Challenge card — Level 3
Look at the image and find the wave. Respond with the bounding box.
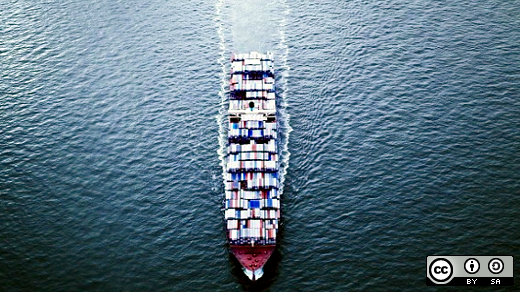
[215,0,229,177]
[277,0,292,195]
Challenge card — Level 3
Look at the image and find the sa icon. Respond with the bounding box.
[429,258,454,283]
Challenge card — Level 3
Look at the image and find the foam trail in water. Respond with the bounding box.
[277,0,292,195]
[215,0,229,179]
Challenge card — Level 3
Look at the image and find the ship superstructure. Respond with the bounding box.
[224,52,280,281]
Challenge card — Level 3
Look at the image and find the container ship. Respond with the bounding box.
[224,52,280,281]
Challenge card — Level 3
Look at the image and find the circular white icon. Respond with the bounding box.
[429,258,453,282]
[488,258,504,274]
[464,258,480,274]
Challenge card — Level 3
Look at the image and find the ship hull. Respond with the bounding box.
[231,245,275,280]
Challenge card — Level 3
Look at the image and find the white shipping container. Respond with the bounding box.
[251,228,261,237]
[266,121,276,130]
[225,209,236,219]
[229,230,239,240]
[268,140,275,152]
[248,220,261,229]
[240,210,250,218]
[242,190,258,200]
[240,228,250,238]
[248,59,260,66]
[227,220,239,229]
[229,144,239,153]
[241,199,248,209]
[225,191,232,200]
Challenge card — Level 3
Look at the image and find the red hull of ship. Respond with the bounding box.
[231,245,275,279]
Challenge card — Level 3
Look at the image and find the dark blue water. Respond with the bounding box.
[1,0,519,291]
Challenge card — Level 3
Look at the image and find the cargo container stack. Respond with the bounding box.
[225,52,279,281]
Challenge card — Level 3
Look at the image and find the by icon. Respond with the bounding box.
[464,258,480,274]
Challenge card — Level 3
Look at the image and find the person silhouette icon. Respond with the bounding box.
[465,258,479,274]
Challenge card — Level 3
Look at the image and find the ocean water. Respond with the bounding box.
[1,0,519,291]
